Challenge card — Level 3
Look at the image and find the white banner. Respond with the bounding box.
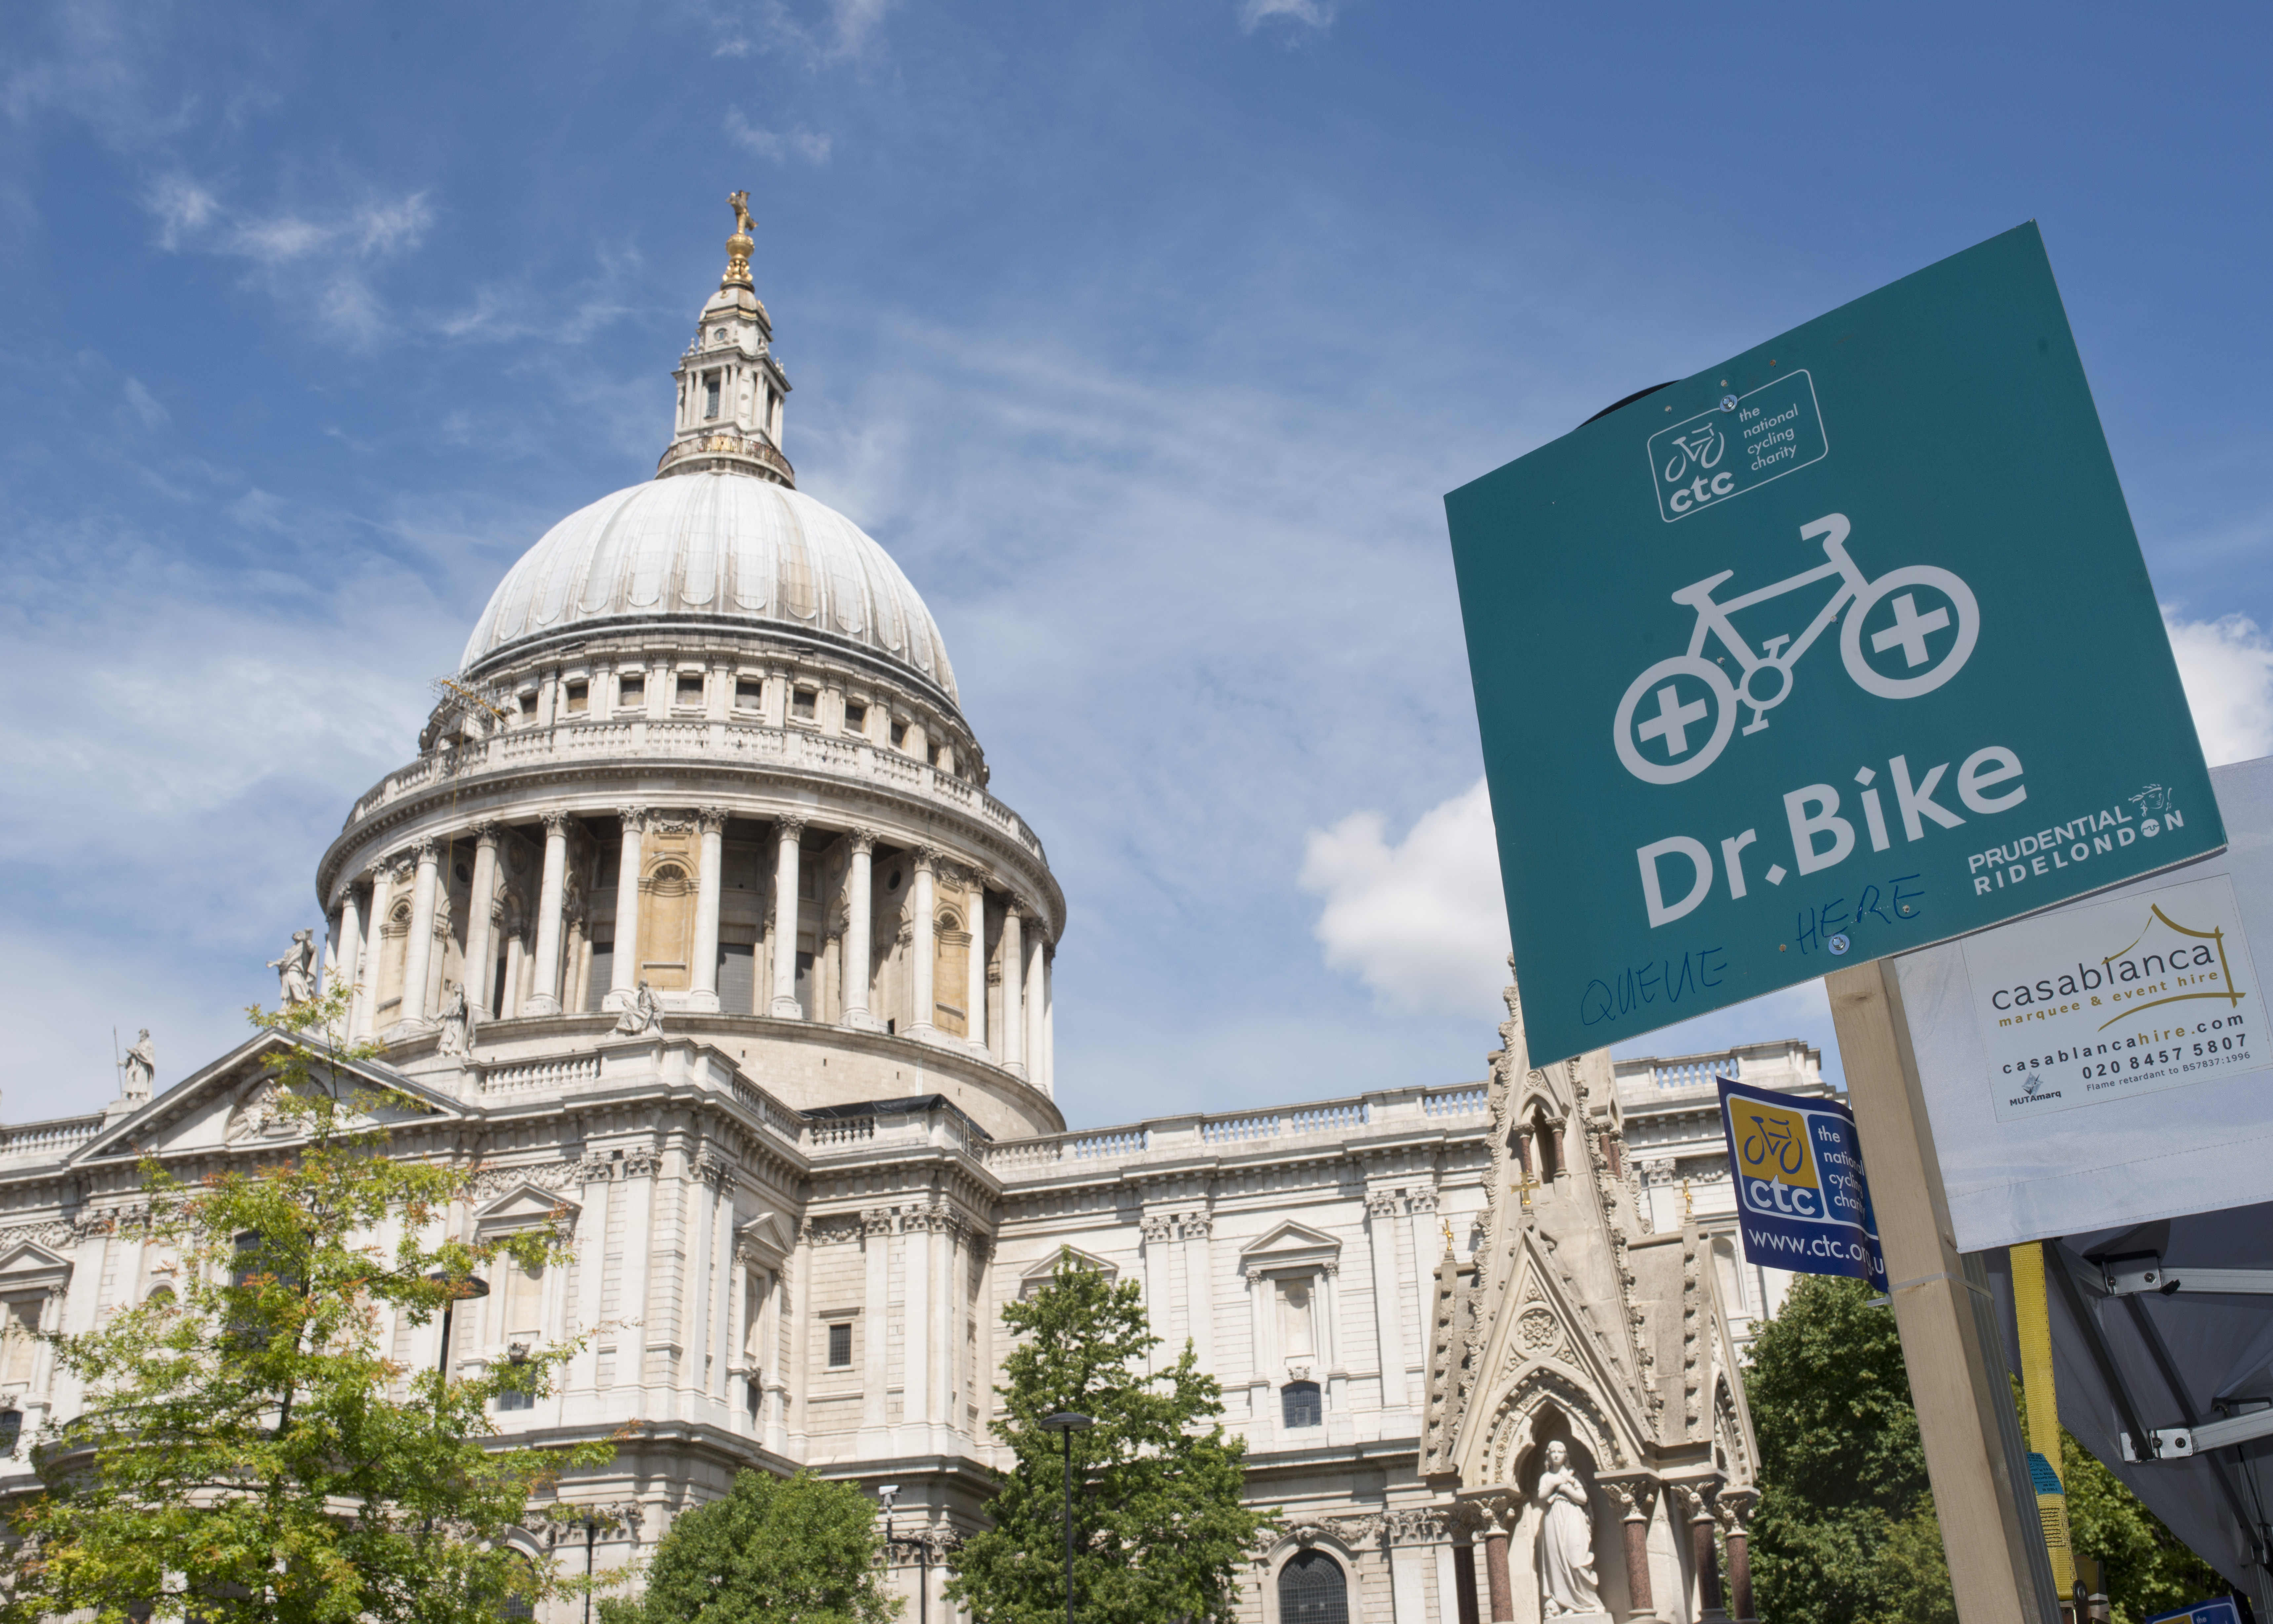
[1895,755,2273,1250]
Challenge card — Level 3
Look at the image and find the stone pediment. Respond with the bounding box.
[1019,1246,1116,1296]
[1238,1220,1341,1279]
[0,1241,73,1292]
[473,1183,581,1231]
[736,1210,795,1266]
[74,1033,467,1165]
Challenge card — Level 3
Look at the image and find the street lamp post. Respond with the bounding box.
[1038,1412,1095,1624]
[878,1484,930,1624]
[426,1270,490,1380]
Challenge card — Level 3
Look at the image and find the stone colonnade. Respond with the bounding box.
[325,806,1054,1085]
[1465,1478,1755,1624]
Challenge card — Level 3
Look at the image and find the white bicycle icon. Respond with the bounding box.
[1613,512,1979,785]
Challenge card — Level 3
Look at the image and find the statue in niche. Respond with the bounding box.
[1534,1440,1602,1617]
[435,983,474,1058]
[121,1029,156,1102]
[613,980,663,1037]
[268,930,318,1006]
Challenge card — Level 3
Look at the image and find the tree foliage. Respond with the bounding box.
[1746,1274,1947,1624]
[599,1468,897,1624]
[0,991,612,1624]
[946,1251,1274,1624]
[1749,1274,2227,1624]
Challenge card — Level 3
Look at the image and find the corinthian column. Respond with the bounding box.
[1482,1501,1515,1623]
[689,807,728,1012]
[1676,1483,1727,1622]
[999,905,1024,1072]
[1024,926,1046,1084]
[770,818,808,1018]
[524,812,571,1016]
[841,830,877,1030]
[606,807,645,1010]
[1603,1478,1658,1624]
[964,881,989,1058]
[908,849,938,1040]
[1717,1490,1758,1623]
[397,838,440,1028]
[463,822,501,1018]
[333,883,364,1012]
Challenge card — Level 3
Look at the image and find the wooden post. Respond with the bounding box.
[1826,959,2060,1623]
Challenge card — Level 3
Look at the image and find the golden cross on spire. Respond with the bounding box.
[1511,1169,1544,1211]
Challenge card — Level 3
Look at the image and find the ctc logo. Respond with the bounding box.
[1746,1178,1822,1219]
[1668,471,1735,513]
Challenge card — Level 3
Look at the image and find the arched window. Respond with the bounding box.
[144,1285,176,1308]
[498,1551,537,1620]
[1280,1380,1322,1429]
[1279,1551,1347,1624]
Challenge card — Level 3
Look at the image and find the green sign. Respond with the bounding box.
[1445,224,2224,1067]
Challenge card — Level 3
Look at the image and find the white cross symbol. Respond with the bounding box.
[1635,683,1709,758]
[1870,592,1950,669]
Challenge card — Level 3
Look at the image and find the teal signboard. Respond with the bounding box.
[1445,224,2223,1067]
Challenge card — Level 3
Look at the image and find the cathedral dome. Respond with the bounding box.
[458,471,958,703]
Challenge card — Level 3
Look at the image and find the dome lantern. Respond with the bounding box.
[659,192,795,485]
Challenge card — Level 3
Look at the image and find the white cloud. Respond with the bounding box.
[1240,0,1334,32]
[2164,606,2273,767]
[725,108,832,164]
[1298,778,1511,1017]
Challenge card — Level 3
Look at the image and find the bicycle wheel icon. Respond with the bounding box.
[1840,565,1980,700]
[1613,656,1738,785]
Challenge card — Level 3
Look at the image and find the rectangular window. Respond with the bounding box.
[676,673,704,707]
[495,1388,535,1412]
[585,943,614,1011]
[618,674,645,707]
[843,699,867,732]
[735,677,764,711]
[564,681,589,713]
[791,687,817,721]
[517,692,537,719]
[827,1321,853,1368]
[0,1301,36,1386]
[704,374,721,419]
[889,719,908,749]
[1280,1380,1322,1428]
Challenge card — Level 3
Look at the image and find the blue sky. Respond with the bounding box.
[5,1,2272,1126]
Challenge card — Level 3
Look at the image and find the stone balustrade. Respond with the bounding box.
[0,1116,105,1162]
[343,718,1047,864]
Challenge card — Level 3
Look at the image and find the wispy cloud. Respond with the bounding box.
[1239,0,1334,34]
[725,107,833,164]
[121,377,169,428]
[141,176,434,346]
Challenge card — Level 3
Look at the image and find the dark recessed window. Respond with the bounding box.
[887,868,902,891]
[0,1411,21,1456]
[518,692,537,718]
[1279,1552,1347,1624]
[704,374,722,418]
[844,700,867,731]
[496,1388,535,1412]
[676,673,704,706]
[454,863,471,885]
[889,720,908,749]
[827,1322,853,1368]
[1281,1381,1322,1429]
[791,687,817,720]
[564,680,588,713]
[735,678,763,710]
[618,675,644,706]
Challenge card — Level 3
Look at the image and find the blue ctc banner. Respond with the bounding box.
[1717,1076,1887,1293]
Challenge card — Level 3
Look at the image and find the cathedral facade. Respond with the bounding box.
[0,209,1777,1624]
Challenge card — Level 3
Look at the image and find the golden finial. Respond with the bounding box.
[1681,1179,1694,1224]
[1441,1216,1456,1254]
[722,191,755,290]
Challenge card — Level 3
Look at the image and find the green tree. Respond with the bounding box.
[0,991,612,1624]
[598,1469,898,1624]
[1745,1274,1945,1624]
[947,1250,1274,1624]
[1749,1274,2227,1624]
